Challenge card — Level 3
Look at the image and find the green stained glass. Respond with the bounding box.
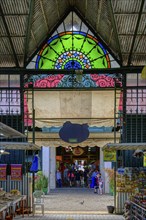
[35,10,112,70]
[36,32,110,70]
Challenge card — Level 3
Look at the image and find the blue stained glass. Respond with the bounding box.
[98,43,107,54]
[64,60,82,69]
[47,34,58,43]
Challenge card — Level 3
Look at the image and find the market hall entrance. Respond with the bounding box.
[56,146,100,188]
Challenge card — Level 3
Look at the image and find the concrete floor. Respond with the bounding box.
[15,188,125,220]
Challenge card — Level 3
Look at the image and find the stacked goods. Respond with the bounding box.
[123,200,131,220]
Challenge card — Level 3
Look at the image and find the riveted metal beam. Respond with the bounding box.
[24,0,35,67]
[0,66,143,75]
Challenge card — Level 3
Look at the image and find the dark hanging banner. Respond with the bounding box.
[11,164,22,181]
[0,164,7,181]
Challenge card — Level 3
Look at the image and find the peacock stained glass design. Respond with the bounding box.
[26,11,120,88]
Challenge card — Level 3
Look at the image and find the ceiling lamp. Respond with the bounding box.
[0,149,10,156]
[75,70,83,82]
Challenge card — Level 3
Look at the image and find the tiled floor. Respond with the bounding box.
[15,188,125,220]
[15,213,124,220]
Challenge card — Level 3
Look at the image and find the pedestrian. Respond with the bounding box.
[75,170,81,187]
[94,173,99,193]
[98,173,103,194]
[63,166,69,186]
[68,170,75,187]
[56,169,62,187]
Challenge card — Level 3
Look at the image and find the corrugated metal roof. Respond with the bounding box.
[0,0,146,67]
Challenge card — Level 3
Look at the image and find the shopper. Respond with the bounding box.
[68,170,75,187]
[56,169,62,187]
[98,173,103,194]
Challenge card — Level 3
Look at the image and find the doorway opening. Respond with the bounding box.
[56,146,100,188]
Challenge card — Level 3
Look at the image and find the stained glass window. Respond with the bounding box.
[27,11,120,88]
[35,31,110,70]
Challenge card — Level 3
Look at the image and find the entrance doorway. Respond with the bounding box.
[56,146,100,187]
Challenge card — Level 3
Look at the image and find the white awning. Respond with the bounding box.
[102,143,146,151]
[0,142,40,150]
[0,122,26,139]
[28,132,120,148]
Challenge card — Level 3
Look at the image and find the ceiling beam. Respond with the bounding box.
[127,0,145,65]
[0,5,19,67]
[85,0,88,19]
[2,13,29,16]
[24,0,35,67]
[55,0,60,19]
[96,0,103,30]
[108,0,122,63]
[114,12,140,15]
[40,0,48,29]
[0,66,143,75]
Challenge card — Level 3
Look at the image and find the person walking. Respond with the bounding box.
[68,170,75,187]
[56,169,62,187]
[94,173,99,193]
[75,170,81,187]
[98,173,103,194]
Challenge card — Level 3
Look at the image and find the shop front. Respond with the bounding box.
[32,131,120,190]
[103,142,146,216]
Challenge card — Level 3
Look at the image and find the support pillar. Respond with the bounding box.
[42,146,56,192]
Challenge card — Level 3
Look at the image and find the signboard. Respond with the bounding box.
[117,168,125,175]
[0,164,7,181]
[103,150,116,162]
[143,154,146,167]
[72,147,84,156]
[11,164,22,181]
[68,138,78,143]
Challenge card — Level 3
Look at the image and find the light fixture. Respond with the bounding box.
[133,149,144,158]
[75,70,83,82]
[0,147,10,155]
[0,149,4,153]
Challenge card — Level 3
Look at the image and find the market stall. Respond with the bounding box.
[103,143,146,215]
[0,122,41,212]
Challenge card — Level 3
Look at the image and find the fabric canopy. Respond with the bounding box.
[0,142,40,150]
[27,90,119,127]
[102,143,146,151]
[0,122,26,139]
[28,131,120,148]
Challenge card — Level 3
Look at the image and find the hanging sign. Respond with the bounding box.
[0,164,7,181]
[11,164,22,181]
[59,121,89,143]
[117,168,125,175]
[103,150,116,162]
[143,154,146,167]
[72,147,84,156]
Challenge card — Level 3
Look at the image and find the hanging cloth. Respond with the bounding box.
[30,155,38,172]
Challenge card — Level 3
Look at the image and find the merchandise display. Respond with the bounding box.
[122,167,146,219]
[116,167,146,193]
